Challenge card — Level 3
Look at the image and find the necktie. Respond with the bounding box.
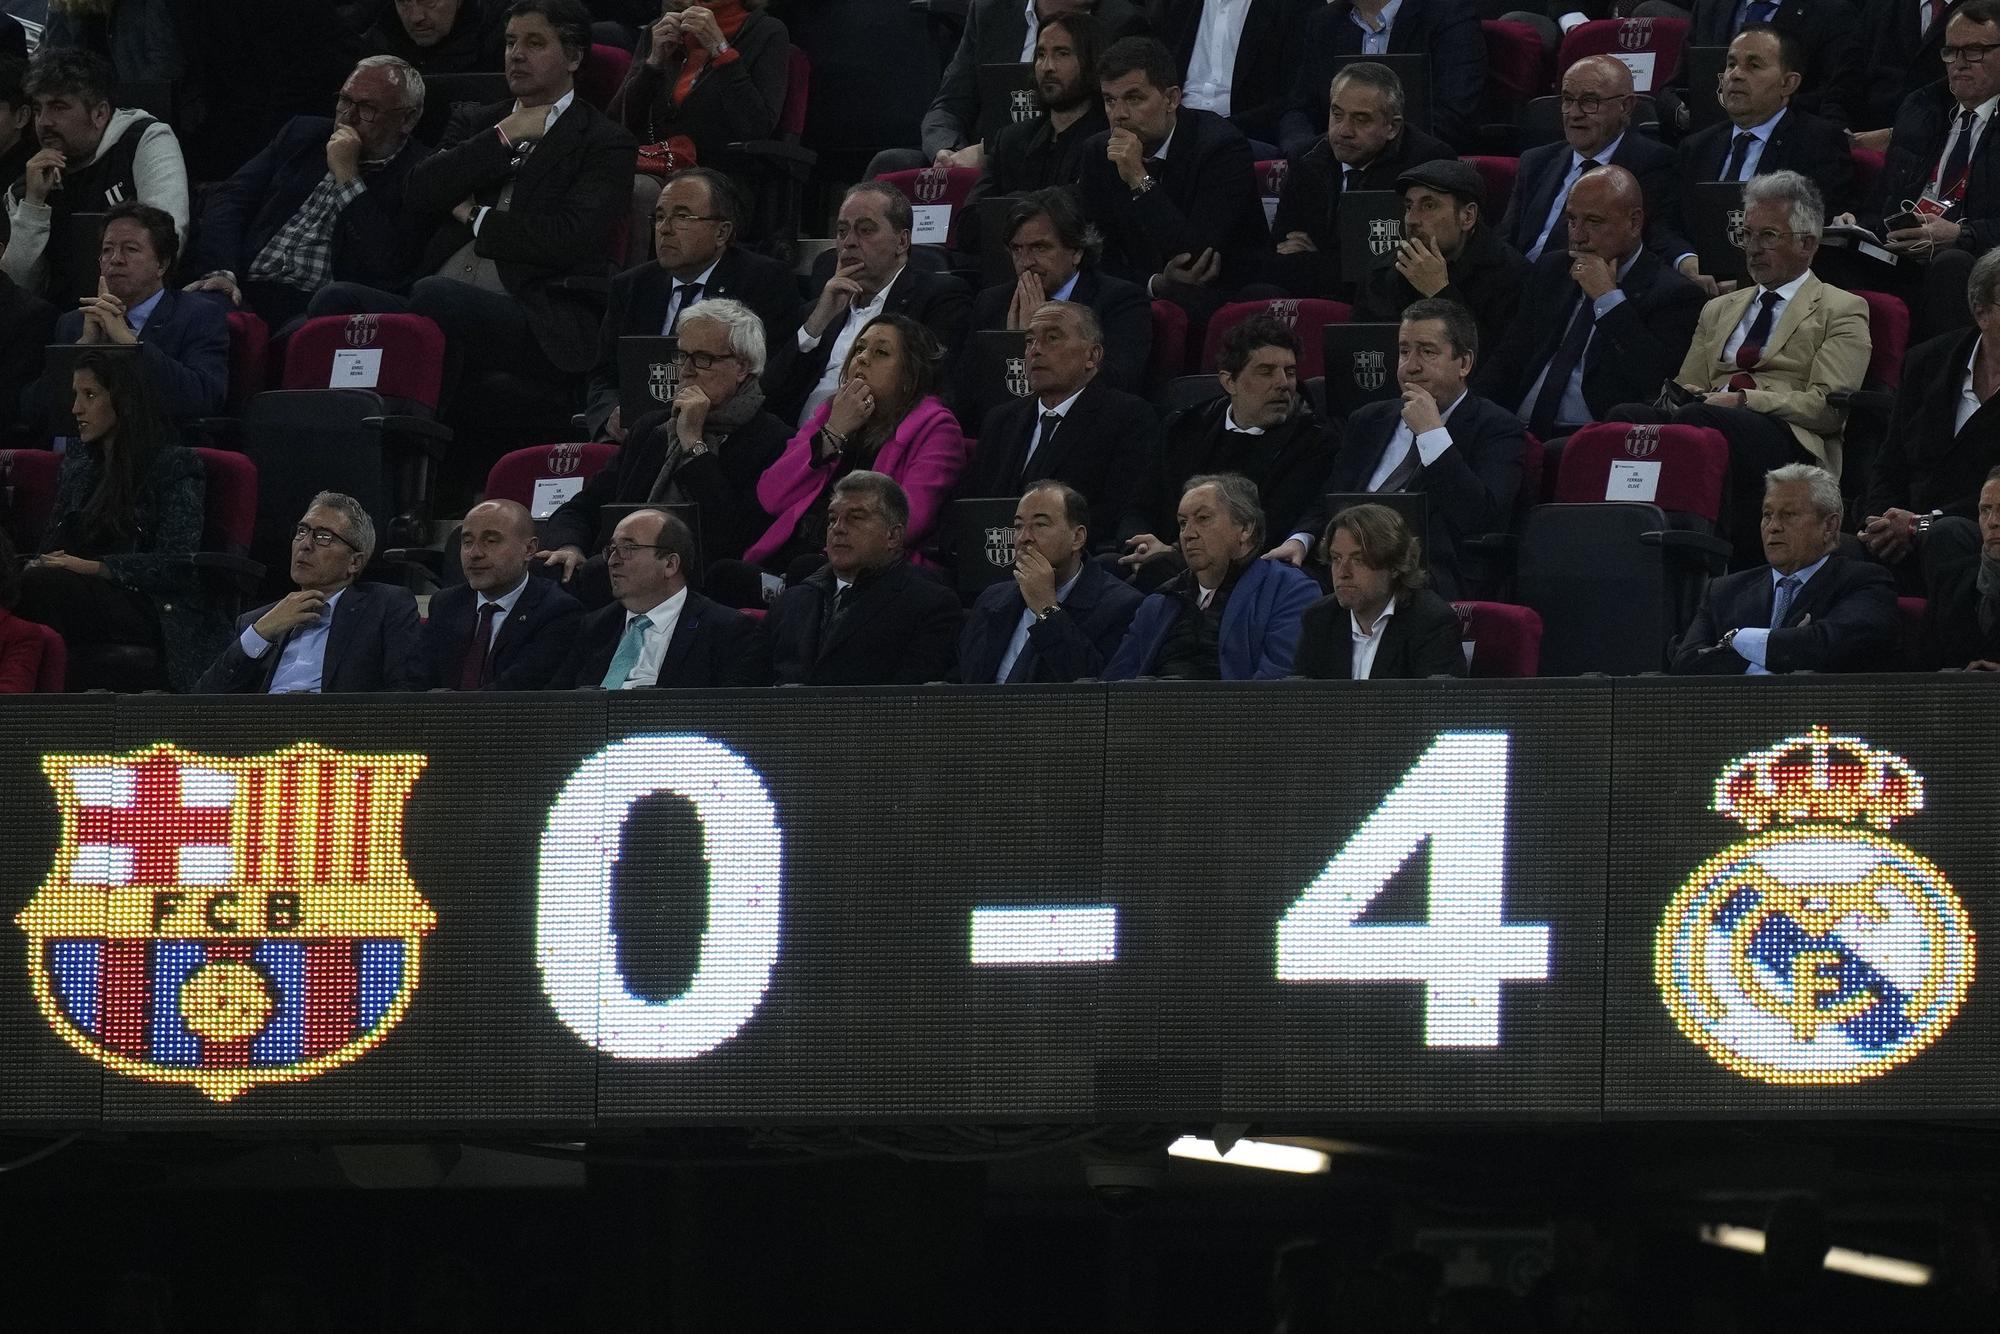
[1744,0,1779,25]
[668,280,704,331]
[1019,411,1061,486]
[1722,131,1756,183]
[600,613,653,689]
[1924,0,1945,38]
[1941,108,1977,197]
[1528,292,1598,439]
[1729,290,1781,390]
[1536,158,1599,256]
[1769,575,1800,630]
[819,583,852,654]
[459,601,503,690]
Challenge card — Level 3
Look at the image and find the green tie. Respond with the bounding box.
[600,613,653,689]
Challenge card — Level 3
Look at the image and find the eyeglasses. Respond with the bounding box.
[657,210,725,229]
[1732,228,1810,250]
[603,540,671,560]
[294,523,362,553]
[1557,93,1629,113]
[672,348,738,371]
[1942,42,2000,63]
[335,94,411,123]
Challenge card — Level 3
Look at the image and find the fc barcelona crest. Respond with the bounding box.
[914,167,950,204]
[1624,424,1660,458]
[648,361,678,405]
[1617,18,1652,50]
[344,314,379,348]
[984,526,1016,569]
[21,742,434,1102]
[1367,218,1400,257]
[1725,208,1748,250]
[1004,356,1031,398]
[1352,349,1387,391]
[1008,89,1036,122]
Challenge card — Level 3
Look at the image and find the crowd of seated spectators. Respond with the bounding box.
[5,0,2000,694]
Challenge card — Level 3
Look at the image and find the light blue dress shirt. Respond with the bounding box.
[1350,0,1403,54]
[1527,132,1626,261]
[239,587,348,694]
[1734,552,1830,674]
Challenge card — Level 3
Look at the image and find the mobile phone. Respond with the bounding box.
[1886,210,1923,232]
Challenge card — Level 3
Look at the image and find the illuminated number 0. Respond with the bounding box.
[538,736,783,1059]
[1275,731,1549,1047]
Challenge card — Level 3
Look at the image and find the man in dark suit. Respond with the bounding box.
[1152,0,1316,149]
[1275,298,1526,599]
[766,181,972,425]
[417,499,582,689]
[1292,501,1467,678]
[1124,313,1331,570]
[1671,463,1899,672]
[767,471,963,684]
[182,56,427,331]
[1677,0,1865,130]
[961,187,1152,395]
[1106,471,1321,677]
[1917,465,2000,667]
[919,0,1150,166]
[1355,159,1528,362]
[956,480,1144,681]
[1498,55,1685,263]
[583,167,797,440]
[551,507,772,688]
[981,9,1112,195]
[1263,61,1455,297]
[961,301,1158,542]
[195,492,425,693]
[1476,166,1707,440]
[38,203,228,427]
[309,0,637,410]
[1672,25,1856,291]
[1076,36,1269,302]
[1278,0,1486,154]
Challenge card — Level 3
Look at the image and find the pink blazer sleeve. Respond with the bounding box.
[877,396,969,553]
[746,402,839,568]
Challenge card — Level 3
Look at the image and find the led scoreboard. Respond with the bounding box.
[0,678,1994,1129]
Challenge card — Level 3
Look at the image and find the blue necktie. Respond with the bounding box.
[1744,0,1779,26]
[1528,293,1596,439]
[600,613,653,689]
[1769,575,1800,630]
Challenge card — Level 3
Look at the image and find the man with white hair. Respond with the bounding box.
[1671,463,1898,674]
[183,56,429,330]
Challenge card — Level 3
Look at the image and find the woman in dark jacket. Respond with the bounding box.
[608,0,789,165]
[14,351,229,691]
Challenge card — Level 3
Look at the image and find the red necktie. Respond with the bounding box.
[1728,290,1780,391]
[459,601,502,690]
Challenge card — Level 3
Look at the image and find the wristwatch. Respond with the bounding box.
[1913,509,1944,536]
[1130,175,1156,197]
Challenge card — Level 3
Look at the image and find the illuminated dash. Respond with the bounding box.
[969,906,1118,966]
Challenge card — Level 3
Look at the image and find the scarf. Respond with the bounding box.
[673,1,751,109]
[647,377,767,503]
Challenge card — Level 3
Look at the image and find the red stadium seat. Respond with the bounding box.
[1852,290,1911,389]
[577,43,632,113]
[1464,155,1519,218]
[1,447,59,551]
[723,46,816,253]
[283,314,446,413]
[223,309,270,414]
[486,442,620,514]
[1556,17,1690,92]
[1481,20,1552,110]
[1452,600,1544,678]
[1555,422,1728,523]
[1199,298,1354,374]
[1851,147,1885,205]
[30,620,65,693]
[194,448,258,556]
[1148,299,1188,389]
[872,166,981,247]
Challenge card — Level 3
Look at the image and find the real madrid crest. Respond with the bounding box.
[21,742,434,1102]
[1654,728,1973,1085]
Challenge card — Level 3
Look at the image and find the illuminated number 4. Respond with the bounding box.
[1275,731,1550,1047]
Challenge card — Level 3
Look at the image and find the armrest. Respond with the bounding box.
[380,546,447,577]
[1827,389,1895,414]
[1640,527,1733,574]
[185,416,243,448]
[364,414,454,460]
[1460,532,1520,559]
[549,274,611,297]
[189,550,267,598]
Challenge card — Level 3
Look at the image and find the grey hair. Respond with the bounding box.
[1330,62,1405,123]
[354,54,426,117]
[1764,463,1841,519]
[308,490,376,561]
[1182,471,1265,548]
[831,469,911,531]
[1030,299,1103,346]
[678,297,768,376]
[1969,248,2000,315]
[1742,169,1823,238]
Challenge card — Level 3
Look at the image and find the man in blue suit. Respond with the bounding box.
[195,492,424,693]
[417,499,581,690]
[1106,472,1320,679]
[38,201,226,428]
[182,56,427,331]
[958,481,1144,683]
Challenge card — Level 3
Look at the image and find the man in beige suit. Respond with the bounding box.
[1612,169,1871,559]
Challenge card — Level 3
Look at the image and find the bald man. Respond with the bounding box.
[1475,165,1706,439]
[1496,55,1686,264]
[416,499,583,690]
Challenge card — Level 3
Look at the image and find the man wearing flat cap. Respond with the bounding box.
[1353,159,1527,360]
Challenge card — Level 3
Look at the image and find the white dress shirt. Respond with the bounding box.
[1366,389,1468,492]
[1929,94,2000,198]
[1959,336,1989,433]
[1019,0,1040,61]
[1223,405,1265,436]
[1721,269,1810,362]
[1350,595,1399,680]
[471,574,531,652]
[615,587,690,688]
[664,257,721,332]
[1528,132,1626,261]
[1182,0,1253,116]
[797,265,901,424]
[472,89,574,235]
[1023,383,1088,476]
[1732,553,1829,674]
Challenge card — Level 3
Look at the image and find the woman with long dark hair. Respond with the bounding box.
[15,350,230,690]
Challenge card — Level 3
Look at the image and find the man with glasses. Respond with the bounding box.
[184,56,428,331]
[550,507,771,689]
[1495,55,1682,263]
[195,493,424,693]
[1611,170,1870,560]
[583,166,795,441]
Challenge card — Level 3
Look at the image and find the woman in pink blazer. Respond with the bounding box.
[745,313,968,578]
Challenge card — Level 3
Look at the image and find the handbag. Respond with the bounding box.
[637,132,697,178]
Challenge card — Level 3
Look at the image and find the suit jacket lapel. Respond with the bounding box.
[488,582,543,669]
[1032,384,1094,478]
[657,596,705,683]
[634,266,673,338]
[322,592,357,692]
[820,572,894,660]
[511,98,579,202]
[1763,274,1820,362]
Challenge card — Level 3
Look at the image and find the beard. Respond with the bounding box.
[1037,77,1090,114]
